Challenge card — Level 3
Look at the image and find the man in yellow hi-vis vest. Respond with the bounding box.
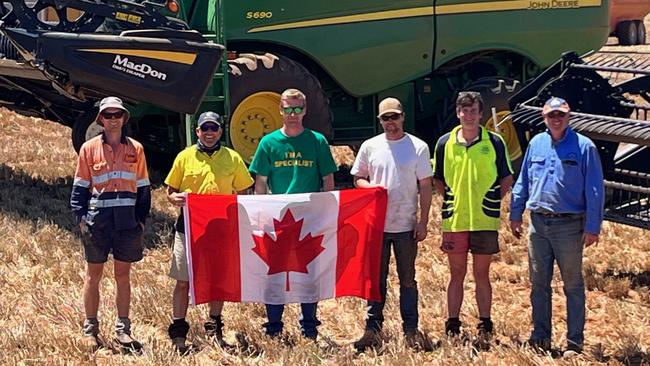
[432,91,513,347]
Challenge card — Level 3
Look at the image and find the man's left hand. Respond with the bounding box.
[583,233,599,247]
[414,222,427,242]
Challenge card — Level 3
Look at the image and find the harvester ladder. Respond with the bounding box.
[184,0,229,147]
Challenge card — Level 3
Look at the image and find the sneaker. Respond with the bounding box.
[562,343,583,358]
[80,318,101,351]
[115,317,143,354]
[404,330,438,352]
[445,318,462,337]
[526,338,551,354]
[115,332,143,354]
[353,329,382,351]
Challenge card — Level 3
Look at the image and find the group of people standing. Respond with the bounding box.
[70,88,604,357]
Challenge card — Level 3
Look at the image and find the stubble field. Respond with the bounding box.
[0,108,648,365]
[1,22,650,364]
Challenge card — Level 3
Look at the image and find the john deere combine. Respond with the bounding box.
[0,0,648,228]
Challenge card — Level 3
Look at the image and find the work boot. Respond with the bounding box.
[562,342,583,358]
[168,319,192,355]
[204,315,226,346]
[526,338,552,354]
[115,317,143,354]
[445,318,462,337]
[353,329,382,351]
[474,318,494,351]
[404,329,438,352]
[80,318,101,351]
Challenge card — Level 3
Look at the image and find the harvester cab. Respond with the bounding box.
[509,51,650,229]
[0,0,224,114]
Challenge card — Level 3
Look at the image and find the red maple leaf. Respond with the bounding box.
[252,209,325,291]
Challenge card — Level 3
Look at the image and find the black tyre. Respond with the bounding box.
[616,20,638,46]
[463,77,524,174]
[71,111,103,153]
[635,20,646,45]
[228,53,332,162]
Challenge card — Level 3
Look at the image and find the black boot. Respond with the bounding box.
[475,317,493,350]
[445,318,462,337]
[168,319,191,355]
[204,315,226,346]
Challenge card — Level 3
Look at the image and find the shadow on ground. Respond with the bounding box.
[0,164,174,248]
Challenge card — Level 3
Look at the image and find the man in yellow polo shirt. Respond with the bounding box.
[164,111,254,354]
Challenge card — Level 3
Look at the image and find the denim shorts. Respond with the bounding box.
[82,225,144,263]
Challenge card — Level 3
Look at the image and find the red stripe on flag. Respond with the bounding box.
[187,194,241,304]
[335,188,387,301]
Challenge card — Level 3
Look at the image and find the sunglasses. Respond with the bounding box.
[547,111,567,118]
[101,110,125,119]
[282,106,305,115]
[199,123,220,132]
[380,113,402,122]
[458,91,481,98]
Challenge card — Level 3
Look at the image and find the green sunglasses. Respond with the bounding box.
[282,106,305,115]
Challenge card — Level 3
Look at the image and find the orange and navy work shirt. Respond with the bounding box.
[70,134,151,231]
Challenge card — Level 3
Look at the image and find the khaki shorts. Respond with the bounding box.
[441,231,500,255]
[169,231,190,281]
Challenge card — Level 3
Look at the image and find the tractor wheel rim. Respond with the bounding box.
[230,91,283,163]
[485,110,523,161]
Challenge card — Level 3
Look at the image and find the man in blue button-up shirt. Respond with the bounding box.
[510,97,604,357]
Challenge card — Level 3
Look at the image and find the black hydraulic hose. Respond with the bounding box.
[187,0,198,25]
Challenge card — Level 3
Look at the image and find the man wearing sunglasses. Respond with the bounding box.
[350,97,434,351]
[164,111,254,354]
[510,97,604,357]
[249,88,338,341]
[71,96,151,352]
[432,91,513,347]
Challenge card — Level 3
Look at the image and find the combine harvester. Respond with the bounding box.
[0,0,647,229]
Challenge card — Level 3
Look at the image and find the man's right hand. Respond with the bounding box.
[510,220,523,239]
[79,221,89,235]
[168,192,186,207]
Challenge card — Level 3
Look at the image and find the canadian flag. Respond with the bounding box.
[184,188,388,305]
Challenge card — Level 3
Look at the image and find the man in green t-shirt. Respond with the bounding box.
[249,88,338,340]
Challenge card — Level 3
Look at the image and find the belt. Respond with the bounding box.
[534,212,582,218]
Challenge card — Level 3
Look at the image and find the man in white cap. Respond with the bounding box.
[350,97,434,351]
[71,96,151,352]
[165,111,253,354]
[510,97,604,357]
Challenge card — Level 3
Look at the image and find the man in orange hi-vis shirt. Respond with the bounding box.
[70,96,151,353]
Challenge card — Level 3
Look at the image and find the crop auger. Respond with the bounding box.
[509,51,650,230]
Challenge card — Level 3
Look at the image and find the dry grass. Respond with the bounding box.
[1,109,649,366]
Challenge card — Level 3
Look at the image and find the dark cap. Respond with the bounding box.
[197,111,223,128]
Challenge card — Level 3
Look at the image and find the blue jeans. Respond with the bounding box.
[366,231,419,333]
[528,213,585,347]
[264,303,320,338]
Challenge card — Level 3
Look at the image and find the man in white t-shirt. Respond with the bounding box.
[350,97,434,351]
